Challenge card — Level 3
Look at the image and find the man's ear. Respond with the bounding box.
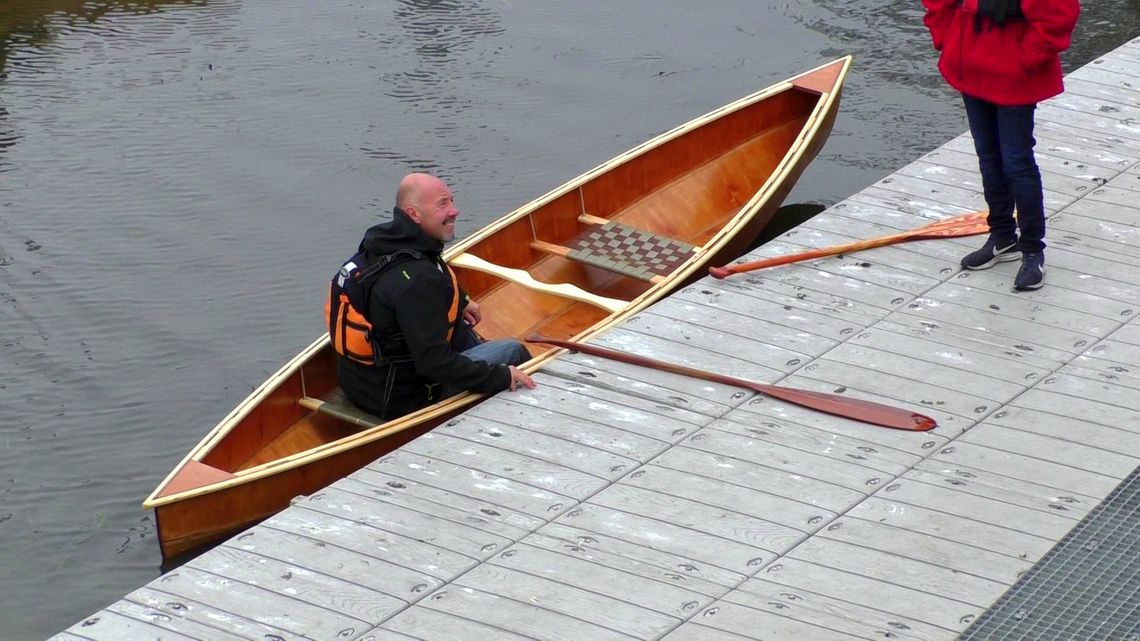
[405,205,421,224]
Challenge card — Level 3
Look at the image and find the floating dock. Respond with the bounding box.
[52,38,1140,641]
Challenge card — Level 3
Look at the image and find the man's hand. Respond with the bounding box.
[463,300,482,327]
[507,365,535,392]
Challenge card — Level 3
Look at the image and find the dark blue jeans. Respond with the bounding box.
[963,94,1046,253]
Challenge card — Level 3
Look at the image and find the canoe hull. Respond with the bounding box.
[146,56,853,559]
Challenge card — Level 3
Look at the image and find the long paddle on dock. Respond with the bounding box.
[709,210,989,279]
[526,335,936,432]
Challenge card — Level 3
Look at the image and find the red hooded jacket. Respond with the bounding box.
[923,0,1080,106]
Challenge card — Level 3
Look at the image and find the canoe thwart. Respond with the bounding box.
[449,252,628,312]
[299,390,381,429]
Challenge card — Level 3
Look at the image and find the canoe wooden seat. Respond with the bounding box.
[533,217,697,283]
[299,388,382,428]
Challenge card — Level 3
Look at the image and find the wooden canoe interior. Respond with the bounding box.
[179,86,823,479]
[151,68,843,557]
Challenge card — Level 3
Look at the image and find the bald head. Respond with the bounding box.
[397,173,459,242]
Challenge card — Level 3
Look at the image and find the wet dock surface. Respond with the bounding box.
[51,38,1140,641]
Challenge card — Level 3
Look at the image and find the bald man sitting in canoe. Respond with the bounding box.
[326,172,535,421]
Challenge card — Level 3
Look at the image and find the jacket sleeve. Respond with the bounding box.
[1019,0,1080,69]
[922,0,960,51]
[390,262,510,394]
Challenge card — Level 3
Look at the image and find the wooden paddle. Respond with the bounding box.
[526,335,937,432]
[709,210,989,279]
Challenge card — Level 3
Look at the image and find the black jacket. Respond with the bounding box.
[336,207,510,419]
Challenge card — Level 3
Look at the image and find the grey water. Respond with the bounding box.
[0,1,1136,638]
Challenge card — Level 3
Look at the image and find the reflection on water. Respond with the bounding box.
[362,0,506,178]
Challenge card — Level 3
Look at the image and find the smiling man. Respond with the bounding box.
[327,172,534,421]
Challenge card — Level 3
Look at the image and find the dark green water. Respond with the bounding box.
[0,1,1136,638]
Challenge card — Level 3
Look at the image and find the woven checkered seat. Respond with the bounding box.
[562,221,696,282]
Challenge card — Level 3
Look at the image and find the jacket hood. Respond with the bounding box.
[359,207,444,257]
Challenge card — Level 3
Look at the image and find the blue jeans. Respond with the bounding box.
[963,94,1046,253]
[441,322,530,398]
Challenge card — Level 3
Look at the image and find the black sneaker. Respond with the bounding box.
[1014,251,1045,291]
[960,237,1019,270]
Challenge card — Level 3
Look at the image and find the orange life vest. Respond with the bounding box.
[325,250,460,366]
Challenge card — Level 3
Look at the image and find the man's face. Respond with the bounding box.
[408,179,458,242]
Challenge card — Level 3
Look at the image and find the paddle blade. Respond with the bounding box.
[755,385,936,431]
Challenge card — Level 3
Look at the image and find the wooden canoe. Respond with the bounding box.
[144,56,853,559]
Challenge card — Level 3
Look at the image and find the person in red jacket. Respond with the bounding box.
[923,0,1079,290]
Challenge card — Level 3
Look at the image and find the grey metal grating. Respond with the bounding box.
[957,464,1140,641]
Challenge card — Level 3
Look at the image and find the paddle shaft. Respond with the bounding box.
[527,335,936,432]
[709,210,989,279]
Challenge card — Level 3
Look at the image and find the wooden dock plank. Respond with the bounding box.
[819,341,1027,400]
[787,537,1008,607]
[373,448,573,518]
[420,585,640,641]
[189,545,402,624]
[263,506,472,581]
[680,426,885,491]
[224,524,424,603]
[586,483,805,557]
[651,444,866,514]
[931,440,1122,497]
[537,359,733,417]
[622,309,815,374]
[403,431,610,498]
[952,267,1140,319]
[708,415,921,475]
[490,541,714,617]
[103,599,255,641]
[676,280,869,342]
[723,580,951,641]
[700,273,885,328]
[625,461,835,533]
[897,298,1095,355]
[960,423,1140,477]
[139,568,366,639]
[531,523,745,591]
[432,415,640,481]
[878,473,1083,538]
[467,396,673,463]
[456,563,680,639]
[530,368,717,425]
[1012,378,1140,429]
[685,600,886,641]
[818,517,1033,584]
[910,459,1101,516]
[381,605,538,641]
[299,485,514,560]
[848,324,1056,379]
[845,496,1056,560]
[351,465,546,534]
[753,557,980,633]
[337,476,533,541]
[56,610,199,641]
[122,583,305,638]
[553,502,769,576]
[590,327,787,383]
